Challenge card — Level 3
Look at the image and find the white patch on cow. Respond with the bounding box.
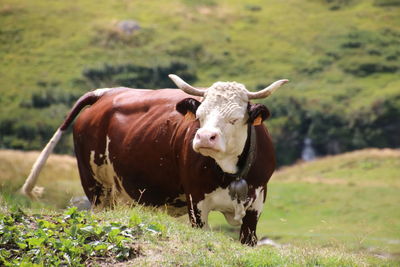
[197,187,254,227]
[214,155,243,175]
[248,187,265,218]
[196,186,265,228]
[93,88,112,97]
[89,136,132,208]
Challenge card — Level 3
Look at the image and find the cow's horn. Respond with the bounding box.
[247,79,289,100]
[169,74,206,96]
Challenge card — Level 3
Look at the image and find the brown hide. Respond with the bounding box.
[73,87,275,245]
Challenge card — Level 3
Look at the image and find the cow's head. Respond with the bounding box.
[170,74,288,174]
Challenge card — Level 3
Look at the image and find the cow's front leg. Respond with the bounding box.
[186,194,209,229]
[240,210,259,246]
[240,186,266,246]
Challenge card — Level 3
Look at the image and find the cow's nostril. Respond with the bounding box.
[210,134,217,141]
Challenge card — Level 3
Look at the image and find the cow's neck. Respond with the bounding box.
[220,124,256,180]
[236,124,257,179]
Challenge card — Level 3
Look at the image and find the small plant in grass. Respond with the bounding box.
[0,207,166,266]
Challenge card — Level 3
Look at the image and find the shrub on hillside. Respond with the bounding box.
[20,88,79,109]
[338,29,400,76]
[81,61,197,89]
[374,0,400,6]
[317,0,354,10]
[0,104,73,153]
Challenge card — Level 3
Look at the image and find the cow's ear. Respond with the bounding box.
[176,98,201,117]
[248,103,270,125]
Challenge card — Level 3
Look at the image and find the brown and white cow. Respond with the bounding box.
[21,74,288,245]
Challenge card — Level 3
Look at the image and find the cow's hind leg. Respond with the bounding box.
[75,156,113,209]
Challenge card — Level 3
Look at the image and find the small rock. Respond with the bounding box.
[257,237,281,247]
[70,196,91,210]
[116,20,141,35]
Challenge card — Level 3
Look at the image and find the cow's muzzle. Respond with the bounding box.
[193,128,224,153]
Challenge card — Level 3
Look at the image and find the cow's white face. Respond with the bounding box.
[170,74,288,174]
[193,82,249,174]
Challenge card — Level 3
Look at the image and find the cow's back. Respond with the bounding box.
[73,88,192,207]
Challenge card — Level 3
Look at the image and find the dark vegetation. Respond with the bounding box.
[80,61,196,90]
[0,0,399,165]
[0,207,160,266]
[269,94,400,165]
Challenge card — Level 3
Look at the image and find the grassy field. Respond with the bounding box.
[0,148,399,265]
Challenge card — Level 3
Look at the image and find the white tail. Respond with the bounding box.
[19,88,112,200]
[20,128,64,199]
[21,88,112,199]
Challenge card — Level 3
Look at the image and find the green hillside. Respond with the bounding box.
[1,0,399,164]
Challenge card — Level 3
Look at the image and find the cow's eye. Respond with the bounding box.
[229,119,238,125]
